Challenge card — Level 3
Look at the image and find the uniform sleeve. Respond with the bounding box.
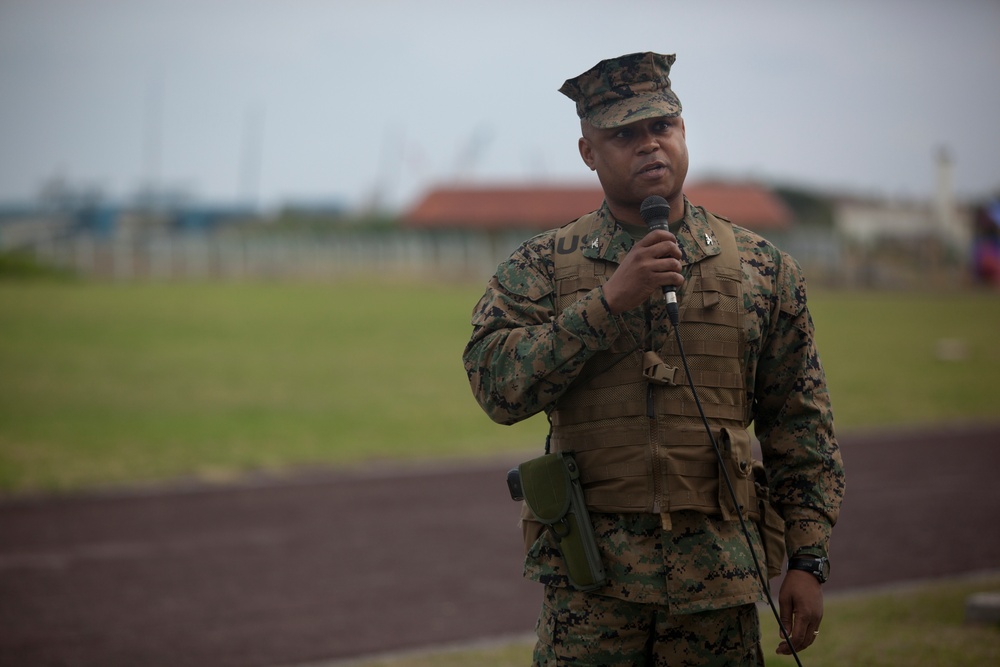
[462,234,623,425]
[753,252,845,560]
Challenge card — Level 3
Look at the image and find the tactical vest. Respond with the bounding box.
[549,209,758,522]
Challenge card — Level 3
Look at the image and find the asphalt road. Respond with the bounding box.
[1,422,999,667]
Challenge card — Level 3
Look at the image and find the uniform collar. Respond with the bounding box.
[581,203,632,263]
[587,197,722,268]
[677,198,722,266]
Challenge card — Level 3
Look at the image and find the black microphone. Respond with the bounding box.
[639,195,679,324]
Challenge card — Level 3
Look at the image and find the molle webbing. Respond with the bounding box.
[552,396,745,425]
[550,209,753,517]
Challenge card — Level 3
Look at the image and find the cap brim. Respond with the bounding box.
[584,89,682,129]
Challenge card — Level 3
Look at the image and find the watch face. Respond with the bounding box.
[813,557,830,582]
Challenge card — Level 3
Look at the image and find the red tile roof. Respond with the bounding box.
[403,185,604,230]
[402,181,792,231]
[685,181,793,230]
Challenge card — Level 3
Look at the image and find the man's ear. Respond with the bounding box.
[578,137,596,171]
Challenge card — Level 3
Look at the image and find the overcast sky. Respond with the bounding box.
[2,0,998,212]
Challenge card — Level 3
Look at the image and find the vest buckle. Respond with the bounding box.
[642,351,678,386]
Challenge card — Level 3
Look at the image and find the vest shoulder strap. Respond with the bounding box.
[548,210,635,406]
[703,211,740,278]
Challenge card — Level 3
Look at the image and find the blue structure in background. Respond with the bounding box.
[972,199,1000,286]
[66,204,256,237]
[174,206,255,234]
[75,205,119,239]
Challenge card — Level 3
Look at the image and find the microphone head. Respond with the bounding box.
[640,195,670,230]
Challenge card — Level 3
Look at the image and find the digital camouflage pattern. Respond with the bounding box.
[533,584,763,666]
[521,507,768,614]
[463,199,845,612]
[559,52,683,129]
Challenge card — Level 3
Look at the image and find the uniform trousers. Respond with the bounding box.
[532,584,764,666]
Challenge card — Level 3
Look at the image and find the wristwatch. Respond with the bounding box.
[787,555,830,584]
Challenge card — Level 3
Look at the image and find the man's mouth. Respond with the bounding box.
[638,161,667,178]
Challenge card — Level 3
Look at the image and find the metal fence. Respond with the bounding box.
[12,225,968,289]
[24,229,530,283]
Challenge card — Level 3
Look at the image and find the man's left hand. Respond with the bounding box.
[775,570,824,655]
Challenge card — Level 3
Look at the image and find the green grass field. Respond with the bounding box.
[1,280,999,493]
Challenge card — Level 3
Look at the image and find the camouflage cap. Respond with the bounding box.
[559,52,682,129]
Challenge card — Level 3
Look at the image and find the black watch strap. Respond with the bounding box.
[787,556,830,584]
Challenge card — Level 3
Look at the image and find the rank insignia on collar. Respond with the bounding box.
[705,233,714,246]
[591,238,600,250]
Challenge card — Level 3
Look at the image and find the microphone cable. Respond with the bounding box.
[664,303,805,667]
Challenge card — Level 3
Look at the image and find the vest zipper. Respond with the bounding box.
[645,303,656,420]
[649,410,662,514]
[646,302,663,514]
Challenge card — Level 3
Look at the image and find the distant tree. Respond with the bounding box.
[773,185,835,228]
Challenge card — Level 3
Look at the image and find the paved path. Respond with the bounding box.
[1,422,999,667]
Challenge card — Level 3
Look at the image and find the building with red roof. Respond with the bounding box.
[402,180,793,232]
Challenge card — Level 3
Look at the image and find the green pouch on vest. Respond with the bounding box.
[519,452,607,591]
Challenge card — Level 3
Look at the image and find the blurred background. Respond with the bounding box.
[1,0,999,286]
[3,3,1000,666]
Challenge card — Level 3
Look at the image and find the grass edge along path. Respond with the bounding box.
[331,573,1000,667]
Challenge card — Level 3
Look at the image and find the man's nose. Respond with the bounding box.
[637,132,659,153]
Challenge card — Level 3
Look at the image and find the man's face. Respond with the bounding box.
[578,115,689,224]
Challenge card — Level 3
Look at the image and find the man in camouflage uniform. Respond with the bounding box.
[463,52,845,666]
